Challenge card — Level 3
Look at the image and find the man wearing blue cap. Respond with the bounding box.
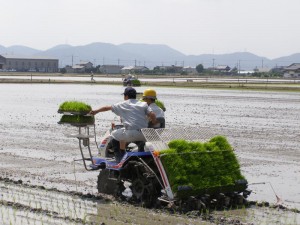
[90,87,157,162]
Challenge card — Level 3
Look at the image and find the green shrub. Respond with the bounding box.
[58,101,91,112]
[160,136,246,196]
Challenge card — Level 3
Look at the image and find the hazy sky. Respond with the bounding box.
[1,0,300,59]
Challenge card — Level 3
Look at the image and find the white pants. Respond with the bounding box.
[111,128,146,142]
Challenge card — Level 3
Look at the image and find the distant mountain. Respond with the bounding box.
[118,43,186,62]
[0,42,299,70]
[0,45,6,53]
[36,42,144,67]
[186,52,272,71]
[1,45,41,56]
[272,53,300,67]
[46,44,73,51]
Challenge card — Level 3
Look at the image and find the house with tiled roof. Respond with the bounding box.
[65,61,93,73]
[283,63,300,78]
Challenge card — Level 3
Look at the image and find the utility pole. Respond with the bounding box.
[118,58,120,66]
[212,58,215,69]
[67,54,78,67]
[262,59,264,68]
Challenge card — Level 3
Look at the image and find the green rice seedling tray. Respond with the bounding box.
[58,101,92,115]
[57,110,91,115]
[131,79,141,86]
[58,115,95,127]
[159,136,247,198]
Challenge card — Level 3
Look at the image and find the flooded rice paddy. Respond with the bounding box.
[0,83,299,224]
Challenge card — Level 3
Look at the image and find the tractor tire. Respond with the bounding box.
[97,169,118,195]
[127,161,160,208]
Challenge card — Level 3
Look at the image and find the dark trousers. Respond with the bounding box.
[112,139,125,162]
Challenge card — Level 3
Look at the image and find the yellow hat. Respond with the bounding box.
[143,89,157,99]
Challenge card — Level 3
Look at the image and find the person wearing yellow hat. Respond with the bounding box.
[142,89,165,128]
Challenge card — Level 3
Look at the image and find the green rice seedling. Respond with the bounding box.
[160,136,247,196]
[13,207,16,221]
[209,135,233,151]
[72,199,78,219]
[132,79,141,86]
[168,139,192,153]
[58,101,92,113]
[83,213,88,224]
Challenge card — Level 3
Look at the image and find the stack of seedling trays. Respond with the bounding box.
[57,101,94,127]
[159,136,248,198]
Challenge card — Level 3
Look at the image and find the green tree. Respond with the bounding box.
[196,64,204,73]
[60,68,66,74]
[230,67,238,75]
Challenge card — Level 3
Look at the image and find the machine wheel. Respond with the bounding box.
[97,169,118,195]
[131,177,157,208]
[127,162,159,208]
[131,178,145,199]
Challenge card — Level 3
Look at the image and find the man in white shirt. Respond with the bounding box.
[90,87,157,162]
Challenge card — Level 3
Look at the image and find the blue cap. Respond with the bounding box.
[122,87,137,96]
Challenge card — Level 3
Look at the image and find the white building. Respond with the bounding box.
[121,66,134,74]
[182,66,197,74]
[100,65,124,74]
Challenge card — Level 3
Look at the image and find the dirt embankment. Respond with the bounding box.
[1,73,300,91]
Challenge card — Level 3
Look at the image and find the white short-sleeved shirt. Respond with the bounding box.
[149,103,165,118]
[111,99,152,130]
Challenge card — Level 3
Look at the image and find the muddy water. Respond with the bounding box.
[0,83,300,224]
[1,179,212,225]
